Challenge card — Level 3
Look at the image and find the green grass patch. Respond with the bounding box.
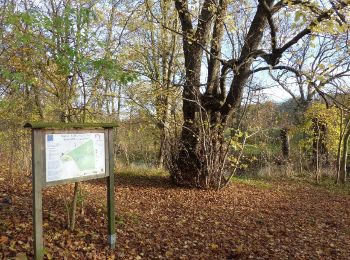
[307,178,350,195]
[232,176,273,190]
[116,163,169,178]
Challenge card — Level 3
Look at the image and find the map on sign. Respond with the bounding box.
[45,133,105,182]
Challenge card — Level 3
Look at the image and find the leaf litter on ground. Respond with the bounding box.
[1,172,350,259]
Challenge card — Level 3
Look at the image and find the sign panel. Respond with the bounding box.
[45,133,105,182]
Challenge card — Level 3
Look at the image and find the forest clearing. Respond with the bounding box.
[1,167,350,259]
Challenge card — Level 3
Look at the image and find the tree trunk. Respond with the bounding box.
[60,114,81,231]
[280,127,290,160]
[336,111,343,183]
[33,84,44,120]
[315,126,320,184]
[340,125,350,183]
[157,105,170,167]
[172,0,274,188]
[156,14,177,167]
[312,118,328,168]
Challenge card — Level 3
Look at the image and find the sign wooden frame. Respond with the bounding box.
[25,123,117,260]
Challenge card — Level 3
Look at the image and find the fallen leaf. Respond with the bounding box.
[233,244,244,255]
[165,250,173,257]
[210,243,219,251]
[46,252,53,260]
[0,235,8,244]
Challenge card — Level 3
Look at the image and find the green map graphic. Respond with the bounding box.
[66,140,95,171]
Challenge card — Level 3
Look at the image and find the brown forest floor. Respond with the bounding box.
[1,171,350,259]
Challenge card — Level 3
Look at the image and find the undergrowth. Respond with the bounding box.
[115,162,350,194]
[116,163,169,178]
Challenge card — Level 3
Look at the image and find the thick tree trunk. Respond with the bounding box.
[173,113,227,188]
[172,2,205,185]
[172,0,274,188]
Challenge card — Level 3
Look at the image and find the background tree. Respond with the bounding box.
[0,0,134,230]
[123,0,184,167]
[170,0,350,188]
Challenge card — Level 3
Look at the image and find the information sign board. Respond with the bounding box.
[25,123,117,260]
[45,133,105,182]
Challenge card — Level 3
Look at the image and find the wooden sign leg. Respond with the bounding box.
[33,179,43,259]
[107,129,116,249]
[32,130,44,259]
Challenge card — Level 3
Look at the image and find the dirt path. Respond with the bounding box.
[1,174,350,259]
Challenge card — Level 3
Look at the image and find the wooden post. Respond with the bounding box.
[32,130,44,260]
[107,129,116,249]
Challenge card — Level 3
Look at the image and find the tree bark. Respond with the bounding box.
[173,0,274,187]
[312,118,328,168]
[157,102,171,167]
[172,0,215,186]
[340,125,350,183]
[280,127,290,160]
